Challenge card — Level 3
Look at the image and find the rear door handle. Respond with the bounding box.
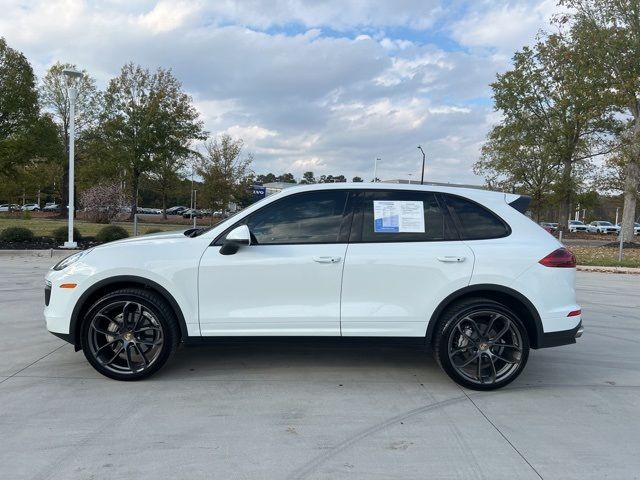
[437,256,466,263]
[313,256,342,264]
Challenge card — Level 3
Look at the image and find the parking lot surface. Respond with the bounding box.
[0,254,638,479]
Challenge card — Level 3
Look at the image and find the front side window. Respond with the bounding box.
[442,194,510,240]
[237,190,349,244]
[359,191,456,242]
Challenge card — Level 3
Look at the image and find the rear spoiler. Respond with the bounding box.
[508,195,531,214]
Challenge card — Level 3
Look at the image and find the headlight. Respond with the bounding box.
[52,249,92,271]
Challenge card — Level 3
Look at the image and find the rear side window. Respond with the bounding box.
[443,194,510,240]
[359,191,456,242]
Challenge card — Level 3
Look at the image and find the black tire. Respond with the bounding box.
[433,297,530,391]
[80,288,180,381]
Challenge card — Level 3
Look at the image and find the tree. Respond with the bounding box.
[40,62,102,214]
[79,183,126,223]
[255,173,277,184]
[352,176,363,182]
[300,171,316,184]
[476,121,561,220]
[485,30,613,229]
[197,134,253,212]
[277,172,296,183]
[100,64,205,218]
[561,0,640,239]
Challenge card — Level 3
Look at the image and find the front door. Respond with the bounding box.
[198,190,351,336]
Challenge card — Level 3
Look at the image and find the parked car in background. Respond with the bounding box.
[587,221,620,234]
[617,222,640,235]
[166,206,188,215]
[568,220,588,232]
[43,203,62,212]
[182,209,204,219]
[539,222,558,232]
[22,203,40,211]
[1,204,22,212]
[45,183,582,390]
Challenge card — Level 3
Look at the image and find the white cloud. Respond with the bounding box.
[0,0,556,184]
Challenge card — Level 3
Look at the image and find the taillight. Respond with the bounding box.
[539,247,576,268]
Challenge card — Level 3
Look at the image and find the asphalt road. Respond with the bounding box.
[0,253,638,480]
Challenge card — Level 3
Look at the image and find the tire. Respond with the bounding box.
[433,298,530,391]
[80,288,180,381]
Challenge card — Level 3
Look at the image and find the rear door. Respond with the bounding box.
[340,190,474,337]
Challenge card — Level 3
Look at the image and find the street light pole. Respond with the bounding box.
[373,158,381,182]
[418,145,426,185]
[62,69,83,249]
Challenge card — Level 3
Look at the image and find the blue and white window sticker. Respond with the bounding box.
[373,201,425,233]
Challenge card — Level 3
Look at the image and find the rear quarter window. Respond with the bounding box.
[442,194,510,240]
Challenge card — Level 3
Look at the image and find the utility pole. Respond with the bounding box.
[373,158,381,182]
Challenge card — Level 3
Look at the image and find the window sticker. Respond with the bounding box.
[373,201,425,233]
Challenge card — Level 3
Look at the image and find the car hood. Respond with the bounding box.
[95,229,189,248]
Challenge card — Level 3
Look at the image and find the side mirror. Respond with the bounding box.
[219,225,251,255]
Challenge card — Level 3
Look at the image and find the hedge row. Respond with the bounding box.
[0,225,131,244]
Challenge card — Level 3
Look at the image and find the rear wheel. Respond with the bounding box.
[80,288,179,381]
[434,298,530,391]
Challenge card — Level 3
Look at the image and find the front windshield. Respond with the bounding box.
[600,222,613,226]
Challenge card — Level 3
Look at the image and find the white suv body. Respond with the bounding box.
[44,183,582,389]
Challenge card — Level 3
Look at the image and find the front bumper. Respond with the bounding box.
[537,320,583,348]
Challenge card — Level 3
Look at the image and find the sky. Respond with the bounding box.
[0,0,561,184]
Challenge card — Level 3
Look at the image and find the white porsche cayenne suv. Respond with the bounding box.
[44,184,583,390]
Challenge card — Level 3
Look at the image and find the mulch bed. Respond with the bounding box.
[0,237,98,250]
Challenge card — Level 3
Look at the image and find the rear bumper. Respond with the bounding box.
[537,321,583,348]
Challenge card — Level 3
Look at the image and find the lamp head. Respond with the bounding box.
[62,69,83,80]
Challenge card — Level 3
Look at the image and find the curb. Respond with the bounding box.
[0,249,79,258]
[577,265,640,275]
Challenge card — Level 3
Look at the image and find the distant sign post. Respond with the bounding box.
[252,186,266,203]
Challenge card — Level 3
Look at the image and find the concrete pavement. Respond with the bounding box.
[0,255,638,479]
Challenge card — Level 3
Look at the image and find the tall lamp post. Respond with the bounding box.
[373,157,381,182]
[417,145,426,185]
[62,68,83,249]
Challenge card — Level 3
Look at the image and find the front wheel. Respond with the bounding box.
[433,298,530,391]
[80,288,179,381]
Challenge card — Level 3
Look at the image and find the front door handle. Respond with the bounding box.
[437,256,466,263]
[313,256,342,264]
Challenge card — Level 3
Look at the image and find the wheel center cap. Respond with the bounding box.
[479,342,489,351]
[123,332,134,341]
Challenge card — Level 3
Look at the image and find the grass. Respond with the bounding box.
[569,245,640,268]
[0,216,186,238]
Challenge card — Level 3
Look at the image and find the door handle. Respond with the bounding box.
[313,256,342,264]
[437,256,466,263]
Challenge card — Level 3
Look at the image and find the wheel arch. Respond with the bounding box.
[426,284,544,349]
[69,275,189,351]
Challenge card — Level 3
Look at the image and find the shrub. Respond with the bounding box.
[144,228,164,235]
[22,210,31,220]
[80,183,127,223]
[96,225,129,243]
[0,227,34,242]
[51,226,82,243]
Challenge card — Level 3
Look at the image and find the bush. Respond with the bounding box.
[0,227,34,242]
[80,183,127,223]
[22,210,31,220]
[96,225,129,243]
[144,228,164,235]
[51,226,82,243]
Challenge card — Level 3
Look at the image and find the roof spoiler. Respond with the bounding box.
[508,195,531,214]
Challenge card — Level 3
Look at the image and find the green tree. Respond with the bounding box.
[100,63,205,218]
[256,173,277,184]
[562,0,640,239]
[300,171,316,184]
[484,30,613,229]
[0,38,62,198]
[197,134,253,213]
[277,172,296,183]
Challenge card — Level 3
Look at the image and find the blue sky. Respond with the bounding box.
[0,0,559,183]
